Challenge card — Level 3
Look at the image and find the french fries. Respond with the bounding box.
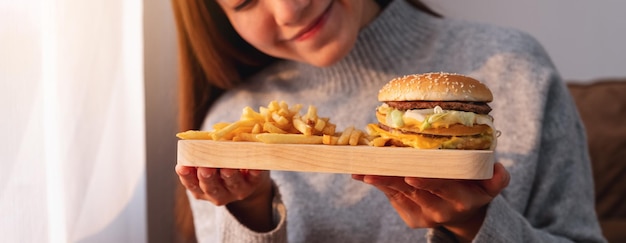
[175,130,212,140]
[176,100,369,146]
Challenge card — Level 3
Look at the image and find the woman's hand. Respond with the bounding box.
[352,162,510,242]
[176,165,274,232]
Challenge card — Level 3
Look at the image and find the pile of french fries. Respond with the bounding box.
[177,101,370,146]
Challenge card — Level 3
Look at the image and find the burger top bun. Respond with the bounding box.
[378,72,493,102]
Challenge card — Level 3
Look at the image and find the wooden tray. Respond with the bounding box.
[177,140,494,179]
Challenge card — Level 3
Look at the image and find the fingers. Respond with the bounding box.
[176,164,271,206]
[351,174,365,181]
[362,175,413,193]
[217,168,252,199]
[480,162,510,197]
[404,177,466,202]
[175,165,233,204]
[404,162,509,202]
[176,165,206,199]
[351,163,510,230]
[358,175,442,228]
[196,167,228,204]
[404,177,483,220]
[356,175,436,204]
[386,191,430,228]
[197,168,258,205]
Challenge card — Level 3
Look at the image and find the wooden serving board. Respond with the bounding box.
[177,140,495,179]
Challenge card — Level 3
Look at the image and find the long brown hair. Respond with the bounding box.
[171,0,439,241]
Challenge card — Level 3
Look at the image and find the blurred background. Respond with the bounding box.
[1,0,624,242]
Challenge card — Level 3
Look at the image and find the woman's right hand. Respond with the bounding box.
[176,165,275,232]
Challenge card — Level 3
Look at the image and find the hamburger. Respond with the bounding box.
[368,72,497,150]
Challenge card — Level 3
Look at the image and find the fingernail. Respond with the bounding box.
[200,169,213,178]
[221,169,234,178]
[248,170,261,177]
[179,167,190,176]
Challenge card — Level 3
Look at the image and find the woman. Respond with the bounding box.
[172,0,606,242]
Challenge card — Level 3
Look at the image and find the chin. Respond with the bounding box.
[306,54,343,67]
[305,36,357,67]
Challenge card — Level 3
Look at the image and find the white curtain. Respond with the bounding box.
[0,0,146,242]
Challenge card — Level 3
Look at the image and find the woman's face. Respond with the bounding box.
[216,0,380,67]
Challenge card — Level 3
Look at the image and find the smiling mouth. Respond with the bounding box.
[290,2,333,41]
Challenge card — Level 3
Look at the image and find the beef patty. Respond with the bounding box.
[385,101,492,114]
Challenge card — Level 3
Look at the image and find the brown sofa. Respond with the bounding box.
[567,80,626,243]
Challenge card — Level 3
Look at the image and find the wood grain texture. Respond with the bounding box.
[177,140,494,179]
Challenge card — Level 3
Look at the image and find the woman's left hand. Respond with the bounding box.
[352,162,510,242]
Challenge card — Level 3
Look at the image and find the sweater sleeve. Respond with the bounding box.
[472,76,605,242]
[192,182,288,243]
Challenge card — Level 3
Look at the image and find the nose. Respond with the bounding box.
[267,0,311,26]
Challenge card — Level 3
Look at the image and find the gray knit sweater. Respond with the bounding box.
[189,0,606,242]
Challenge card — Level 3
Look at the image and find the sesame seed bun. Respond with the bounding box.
[378,72,493,102]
